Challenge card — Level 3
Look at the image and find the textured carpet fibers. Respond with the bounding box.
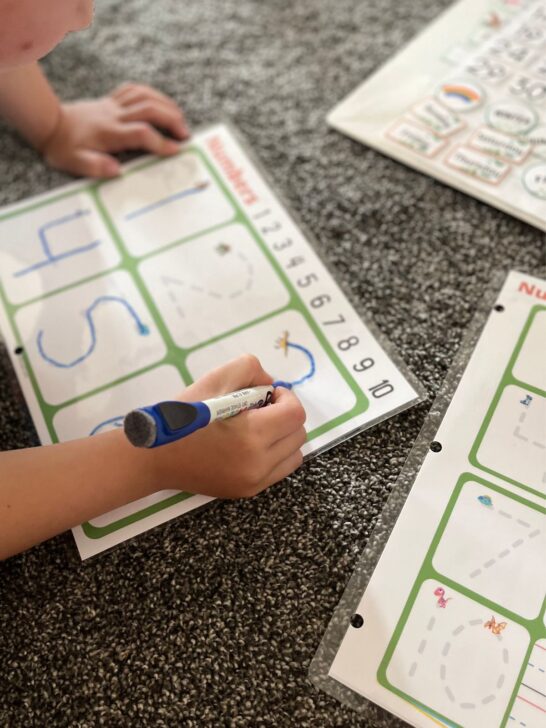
[0,1,544,726]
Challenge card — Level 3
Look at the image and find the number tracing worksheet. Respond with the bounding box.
[0,123,420,559]
[324,271,546,728]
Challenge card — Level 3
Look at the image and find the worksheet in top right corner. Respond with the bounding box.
[324,270,546,728]
[328,0,546,231]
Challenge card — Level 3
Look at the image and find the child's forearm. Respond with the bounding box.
[0,431,157,559]
[0,62,61,150]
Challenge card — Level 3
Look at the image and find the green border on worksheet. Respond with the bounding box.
[469,305,546,500]
[0,142,369,539]
[376,472,546,728]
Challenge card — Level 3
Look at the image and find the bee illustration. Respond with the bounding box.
[215,242,231,255]
[275,330,290,354]
[484,616,507,635]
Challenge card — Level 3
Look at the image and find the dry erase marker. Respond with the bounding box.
[124,385,275,449]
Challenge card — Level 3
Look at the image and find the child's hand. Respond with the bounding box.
[151,354,307,499]
[0,354,306,558]
[42,82,189,178]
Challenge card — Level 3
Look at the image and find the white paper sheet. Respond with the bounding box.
[325,271,546,728]
[0,123,421,559]
[328,0,546,231]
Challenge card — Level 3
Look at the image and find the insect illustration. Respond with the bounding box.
[484,616,507,635]
[273,331,316,389]
[434,587,451,608]
[477,495,493,507]
[215,243,231,255]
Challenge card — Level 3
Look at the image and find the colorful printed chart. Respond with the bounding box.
[0,124,420,559]
[328,0,546,231]
[322,271,546,727]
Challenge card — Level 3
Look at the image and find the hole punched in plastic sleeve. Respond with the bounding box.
[350,614,364,629]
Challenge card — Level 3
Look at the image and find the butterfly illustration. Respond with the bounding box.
[484,616,507,635]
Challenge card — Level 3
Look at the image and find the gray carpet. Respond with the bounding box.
[0,0,544,725]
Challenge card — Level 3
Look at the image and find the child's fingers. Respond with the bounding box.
[268,426,307,463]
[118,101,189,140]
[60,149,120,179]
[221,353,274,390]
[113,85,189,138]
[263,449,304,489]
[249,386,306,442]
[203,354,274,395]
[178,354,273,403]
[113,122,180,155]
[111,83,182,115]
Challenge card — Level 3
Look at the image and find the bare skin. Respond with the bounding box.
[0,355,307,560]
[0,0,189,177]
[0,1,307,558]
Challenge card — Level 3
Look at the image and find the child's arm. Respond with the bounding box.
[0,62,188,178]
[0,355,306,560]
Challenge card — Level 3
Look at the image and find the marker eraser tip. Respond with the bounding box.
[124,410,156,448]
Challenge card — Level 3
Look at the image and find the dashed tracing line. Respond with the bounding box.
[408,617,436,677]
[513,410,546,450]
[159,250,254,317]
[468,503,542,579]
[436,619,506,709]
[407,610,508,709]
[166,289,184,319]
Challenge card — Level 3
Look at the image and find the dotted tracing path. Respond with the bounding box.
[469,502,542,580]
[386,568,533,728]
[514,410,546,451]
[406,609,510,712]
[514,409,546,486]
[159,244,254,317]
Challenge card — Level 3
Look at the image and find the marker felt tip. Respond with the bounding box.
[124,385,275,449]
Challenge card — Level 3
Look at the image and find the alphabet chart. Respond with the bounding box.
[0,123,420,559]
[313,271,546,728]
[328,0,546,231]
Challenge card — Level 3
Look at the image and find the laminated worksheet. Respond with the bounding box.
[329,0,546,231]
[311,270,546,728]
[0,123,420,559]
